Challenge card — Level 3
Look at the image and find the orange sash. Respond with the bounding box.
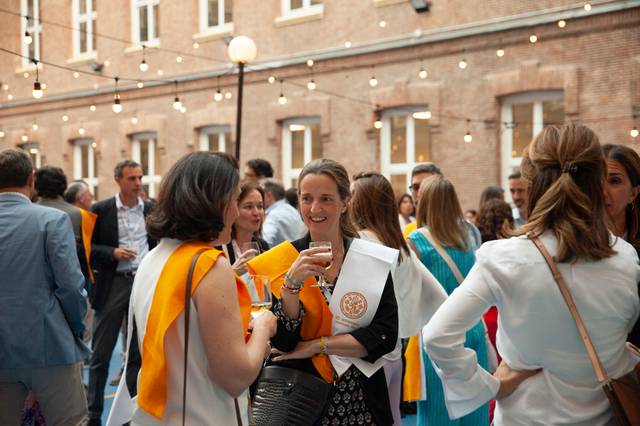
[247,241,334,383]
[137,241,251,419]
[403,221,417,239]
[403,334,423,401]
[79,209,97,284]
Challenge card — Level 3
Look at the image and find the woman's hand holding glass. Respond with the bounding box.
[286,246,334,289]
[232,242,261,276]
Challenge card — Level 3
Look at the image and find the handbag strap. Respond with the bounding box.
[183,248,207,426]
[529,235,610,384]
[420,227,465,285]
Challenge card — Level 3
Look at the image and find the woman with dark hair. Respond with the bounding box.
[423,124,640,425]
[478,185,505,210]
[248,159,399,425]
[408,175,490,426]
[351,172,447,425]
[110,152,276,425]
[397,193,416,231]
[223,181,269,278]
[476,199,515,243]
[603,144,640,346]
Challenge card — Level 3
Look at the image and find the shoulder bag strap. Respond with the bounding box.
[529,235,610,383]
[419,227,465,285]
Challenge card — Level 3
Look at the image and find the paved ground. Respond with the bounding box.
[89,336,419,425]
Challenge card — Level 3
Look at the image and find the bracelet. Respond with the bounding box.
[319,336,329,355]
[284,272,304,289]
[281,282,301,294]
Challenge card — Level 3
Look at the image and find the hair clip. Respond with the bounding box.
[562,162,578,174]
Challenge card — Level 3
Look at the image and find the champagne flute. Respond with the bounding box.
[250,275,272,319]
[241,241,261,260]
[309,241,333,288]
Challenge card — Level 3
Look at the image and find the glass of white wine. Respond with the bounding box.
[250,275,272,319]
[309,241,333,288]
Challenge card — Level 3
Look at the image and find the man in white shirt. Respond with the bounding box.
[262,179,307,247]
[508,171,529,227]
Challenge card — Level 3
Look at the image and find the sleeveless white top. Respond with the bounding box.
[130,238,249,426]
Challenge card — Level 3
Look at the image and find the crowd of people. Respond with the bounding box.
[1,122,639,426]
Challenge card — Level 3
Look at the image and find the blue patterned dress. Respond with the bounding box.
[408,227,490,426]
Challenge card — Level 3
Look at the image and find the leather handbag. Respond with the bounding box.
[251,365,332,425]
[530,235,640,426]
[183,249,243,426]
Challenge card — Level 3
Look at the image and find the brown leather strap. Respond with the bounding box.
[529,235,610,383]
[183,248,209,426]
[419,227,465,285]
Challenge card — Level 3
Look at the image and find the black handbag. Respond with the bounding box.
[252,365,332,425]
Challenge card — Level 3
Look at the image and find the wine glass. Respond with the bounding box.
[241,241,261,260]
[309,241,333,288]
[250,275,272,319]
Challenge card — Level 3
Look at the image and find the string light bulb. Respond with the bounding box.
[344,41,352,48]
[21,134,29,142]
[225,91,232,100]
[172,81,182,110]
[90,105,96,112]
[180,106,187,113]
[268,76,276,84]
[307,59,314,67]
[7,94,13,100]
[131,116,138,124]
[496,47,505,57]
[631,127,639,139]
[584,2,592,11]
[558,20,566,28]
[32,123,38,131]
[214,89,223,101]
[62,114,69,122]
[112,77,122,113]
[529,34,538,43]
[464,119,473,143]
[137,82,144,89]
[374,118,382,129]
[369,67,378,87]
[157,69,163,76]
[379,20,387,28]
[307,79,316,91]
[24,31,33,45]
[193,42,199,49]
[2,84,8,91]
[418,60,428,79]
[78,126,86,135]
[278,80,287,105]
[23,72,29,79]
[458,58,467,69]
[73,72,79,78]
[176,56,183,63]
[32,61,43,99]
[0,130,4,138]
[139,45,148,71]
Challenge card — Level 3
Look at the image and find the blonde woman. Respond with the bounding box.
[423,124,640,425]
[407,175,490,426]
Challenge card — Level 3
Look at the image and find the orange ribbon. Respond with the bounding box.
[79,208,97,284]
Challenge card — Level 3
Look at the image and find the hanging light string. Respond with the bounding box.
[0,6,229,64]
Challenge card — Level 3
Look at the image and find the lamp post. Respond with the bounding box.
[228,36,257,161]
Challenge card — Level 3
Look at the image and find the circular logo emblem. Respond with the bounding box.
[340,291,368,320]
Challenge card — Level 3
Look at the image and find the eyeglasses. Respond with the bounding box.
[409,184,421,192]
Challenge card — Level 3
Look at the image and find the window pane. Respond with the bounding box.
[79,0,86,14]
[205,133,215,151]
[80,22,87,52]
[390,116,407,164]
[140,140,149,174]
[92,146,98,179]
[92,0,96,12]
[543,99,564,126]
[153,4,159,37]
[512,103,533,158]
[414,118,430,163]
[28,0,34,18]
[139,6,148,42]
[310,0,321,4]
[93,186,99,200]
[208,0,219,26]
[92,19,97,50]
[390,175,405,202]
[81,144,89,177]
[291,127,305,169]
[143,184,150,197]
[154,141,160,177]
[29,41,35,58]
[291,178,298,189]
[224,0,232,23]
[290,0,303,10]
[310,123,321,160]
[224,131,234,155]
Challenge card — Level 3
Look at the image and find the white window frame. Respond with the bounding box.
[131,0,160,46]
[282,117,320,188]
[72,0,97,58]
[380,105,431,193]
[199,0,233,33]
[21,0,42,67]
[282,0,321,13]
[73,139,98,196]
[199,125,231,152]
[21,143,42,168]
[131,132,161,198]
[500,91,564,199]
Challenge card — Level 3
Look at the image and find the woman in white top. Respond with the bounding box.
[350,172,448,425]
[423,124,640,426]
[119,152,276,425]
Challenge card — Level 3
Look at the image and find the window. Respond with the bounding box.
[131,133,160,198]
[20,143,42,168]
[282,117,321,188]
[21,0,42,67]
[283,0,322,13]
[199,125,233,153]
[500,91,565,196]
[380,106,432,198]
[72,0,97,57]
[200,0,232,31]
[132,0,160,45]
[73,139,98,199]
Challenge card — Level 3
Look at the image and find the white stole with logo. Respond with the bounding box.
[328,238,398,377]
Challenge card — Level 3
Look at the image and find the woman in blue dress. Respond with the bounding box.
[408,175,490,426]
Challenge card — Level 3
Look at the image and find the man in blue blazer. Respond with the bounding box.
[0,149,88,425]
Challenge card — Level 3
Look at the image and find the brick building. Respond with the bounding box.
[0,0,638,208]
